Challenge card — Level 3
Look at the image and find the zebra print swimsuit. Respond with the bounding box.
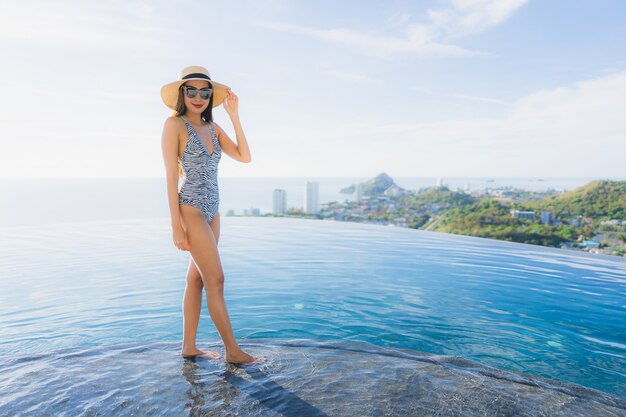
[178,116,222,224]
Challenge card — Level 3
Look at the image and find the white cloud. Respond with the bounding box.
[247,69,624,177]
[385,12,412,28]
[253,20,483,59]
[408,0,528,46]
[197,70,626,178]
[383,70,626,146]
[322,70,384,85]
[442,0,529,38]
[0,0,174,48]
[360,70,626,176]
[445,93,507,104]
[0,1,620,179]
[412,86,508,105]
[253,0,527,58]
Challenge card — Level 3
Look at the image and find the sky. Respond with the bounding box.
[0,0,624,179]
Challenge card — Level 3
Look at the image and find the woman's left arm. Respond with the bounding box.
[217,90,252,163]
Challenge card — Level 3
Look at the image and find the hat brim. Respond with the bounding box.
[160,78,230,110]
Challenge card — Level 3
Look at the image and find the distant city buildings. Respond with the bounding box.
[582,239,601,248]
[601,219,626,226]
[355,183,363,204]
[243,207,260,216]
[305,181,319,214]
[273,189,287,214]
[511,210,536,220]
[246,177,625,258]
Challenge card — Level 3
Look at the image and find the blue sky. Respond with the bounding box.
[0,0,624,178]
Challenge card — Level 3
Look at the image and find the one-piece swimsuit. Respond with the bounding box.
[178,116,222,224]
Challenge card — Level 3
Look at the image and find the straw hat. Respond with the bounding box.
[160,65,230,110]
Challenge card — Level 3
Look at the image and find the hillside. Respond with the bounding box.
[340,172,407,196]
[522,180,626,219]
[433,198,576,246]
[400,186,476,208]
[430,180,625,248]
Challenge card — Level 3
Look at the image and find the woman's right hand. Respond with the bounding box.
[172,224,190,251]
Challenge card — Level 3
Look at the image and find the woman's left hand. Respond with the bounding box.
[223,89,239,117]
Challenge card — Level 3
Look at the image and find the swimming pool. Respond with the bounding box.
[1,217,625,416]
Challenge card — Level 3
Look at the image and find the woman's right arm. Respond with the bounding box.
[161,117,189,250]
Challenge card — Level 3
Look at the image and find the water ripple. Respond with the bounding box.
[1,339,624,417]
[1,217,625,399]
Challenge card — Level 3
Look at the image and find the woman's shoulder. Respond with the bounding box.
[209,121,224,135]
[164,115,183,124]
[163,115,185,130]
[162,117,187,142]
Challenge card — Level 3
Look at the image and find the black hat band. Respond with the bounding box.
[182,73,211,81]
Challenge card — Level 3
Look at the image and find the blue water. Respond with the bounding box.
[1,217,625,415]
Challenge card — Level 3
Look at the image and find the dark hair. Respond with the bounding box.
[173,82,214,123]
[174,82,214,178]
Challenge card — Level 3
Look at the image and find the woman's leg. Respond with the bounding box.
[181,213,221,357]
[181,258,221,358]
[180,206,262,364]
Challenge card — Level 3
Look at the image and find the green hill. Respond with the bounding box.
[523,180,626,219]
[430,180,625,247]
[434,198,574,246]
[436,198,519,231]
[401,186,476,208]
[340,172,406,196]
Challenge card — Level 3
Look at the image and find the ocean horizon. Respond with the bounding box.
[0,176,609,229]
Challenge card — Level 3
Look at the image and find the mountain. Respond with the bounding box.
[408,186,476,208]
[340,173,405,196]
[429,180,625,247]
[523,180,626,219]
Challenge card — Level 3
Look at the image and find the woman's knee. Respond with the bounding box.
[204,270,225,288]
[186,272,203,288]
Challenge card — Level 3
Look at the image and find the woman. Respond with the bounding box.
[160,66,263,365]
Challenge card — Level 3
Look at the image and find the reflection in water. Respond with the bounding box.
[180,358,242,416]
[223,366,330,417]
[0,340,624,416]
[181,355,328,417]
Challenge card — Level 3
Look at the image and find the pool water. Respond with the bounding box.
[0,217,625,416]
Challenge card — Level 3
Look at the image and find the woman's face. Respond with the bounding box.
[182,79,211,115]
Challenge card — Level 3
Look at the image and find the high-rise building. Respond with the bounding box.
[355,183,362,203]
[541,211,551,225]
[511,210,536,220]
[305,181,319,214]
[273,189,287,214]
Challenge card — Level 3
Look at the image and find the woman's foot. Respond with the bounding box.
[181,347,221,360]
[225,348,266,365]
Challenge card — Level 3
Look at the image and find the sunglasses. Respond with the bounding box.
[183,86,213,100]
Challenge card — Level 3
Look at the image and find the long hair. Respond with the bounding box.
[173,82,215,178]
[173,82,214,122]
